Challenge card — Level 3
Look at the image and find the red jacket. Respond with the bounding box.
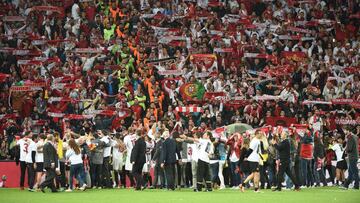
[226,134,242,160]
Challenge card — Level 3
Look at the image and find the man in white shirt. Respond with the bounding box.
[100,130,112,188]
[123,130,136,187]
[308,110,323,133]
[71,1,80,20]
[240,130,263,193]
[34,134,45,190]
[24,134,37,191]
[186,133,199,190]
[111,134,125,188]
[181,131,214,192]
[17,132,31,190]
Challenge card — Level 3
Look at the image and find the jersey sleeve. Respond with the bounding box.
[30,142,37,152]
[249,139,257,151]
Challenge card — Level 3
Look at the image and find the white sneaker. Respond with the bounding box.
[65,189,72,192]
[231,186,237,190]
[219,185,226,190]
[80,184,87,191]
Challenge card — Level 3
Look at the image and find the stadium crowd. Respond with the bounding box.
[0,0,359,193]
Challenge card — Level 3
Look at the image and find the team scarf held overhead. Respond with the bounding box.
[175,106,203,113]
[24,5,64,16]
[302,99,360,109]
[190,54,218,77]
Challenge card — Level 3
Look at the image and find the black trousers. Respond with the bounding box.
[164,163,176,190]
[260,161,270,188]
[102,157,112,188]
[40,167,57,192]
[19,161,27,187]
[57,161,66,188]
[26,163,35,189]
[277,160,299,189]
[185,162,193,187]
[197,160,211,191]
[325,165,335,184]
[176,162,182,187]
[125,168,135,187]
[143,172,152,187]
[294,157,301,186]
[153,164,165,188]
[132,163,144,190]
[91,163,103,187]
[223,165,231,186]
[114,168,126,187]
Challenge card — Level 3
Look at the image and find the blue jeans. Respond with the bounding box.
[285,163,294,188]
[70,163,85,189]
[313,160,327,186]
[300,158,313,186]
[346,159,359,188]
[210,162,219,182]
[230,161,241,186]
[268,162,276,186]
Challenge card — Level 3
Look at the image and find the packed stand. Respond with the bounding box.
[0,0,359,192]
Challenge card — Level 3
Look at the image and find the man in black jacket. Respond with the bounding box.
[39,134,58,193]
[151,131,165,189]
[160,131,181,190]
[343,130,359,190]
[271,132,300,191]
[314,134,327,187]
[130,129,146,190]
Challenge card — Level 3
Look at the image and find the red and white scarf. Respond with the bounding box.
[2,16,26,22]
[302,100,332,105]
[10,86,43,92]
[253,95,281,101]
[158,69,184,76]
[335,119,360,125]
[175,106,203,113]
[73,48,103,54]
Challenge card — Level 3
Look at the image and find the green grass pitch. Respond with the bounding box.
[0,187,359,203]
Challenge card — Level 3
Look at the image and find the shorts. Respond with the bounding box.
[113,158,124,171]
[336,160,347,170]
[249,161,260,172]
[35,162,44,172]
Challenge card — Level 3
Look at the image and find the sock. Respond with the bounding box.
[197,182,203,191]
[206,181,212,190]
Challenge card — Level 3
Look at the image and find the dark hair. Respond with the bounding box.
[68,139,81,155]
[79,129,85,136]
[32,134,38,140]
[195,132,202,138]
[172,131,180,139]
[39,134,46,140]
[205,131,212,138]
